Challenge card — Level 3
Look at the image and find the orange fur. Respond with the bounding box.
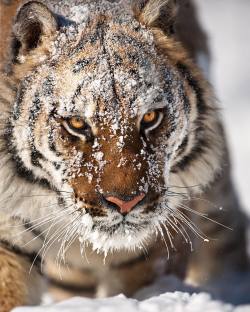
[0,247,28,312]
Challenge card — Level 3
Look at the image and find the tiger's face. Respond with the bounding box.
[6,1,221,253]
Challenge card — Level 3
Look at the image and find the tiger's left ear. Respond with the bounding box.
[132,0,178,35]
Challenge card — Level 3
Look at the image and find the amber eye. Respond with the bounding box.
[63,116,93,140]
[142,111,157,123]
[141,110,163,132]
[68,116,85,130]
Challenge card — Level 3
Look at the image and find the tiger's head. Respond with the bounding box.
[3,0,223,254]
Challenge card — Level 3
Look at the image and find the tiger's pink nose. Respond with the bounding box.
[105,193,145,214]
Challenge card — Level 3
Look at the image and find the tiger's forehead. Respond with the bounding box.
[48,18,168,119]
[26,1,182,130]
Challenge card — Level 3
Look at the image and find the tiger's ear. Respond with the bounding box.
[10,1,58,64]
[132,0,178,35]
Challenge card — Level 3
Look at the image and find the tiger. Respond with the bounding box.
[0,0,248,311]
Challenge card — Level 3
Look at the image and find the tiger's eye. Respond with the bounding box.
[69,117,85,129]
[143,111,157,123]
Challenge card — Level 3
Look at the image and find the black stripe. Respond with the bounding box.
[30,149,44,167]
[71,83,84,111]
[101,23,122,112]
[29,93,42,125]
[4,121,51,188]
[9,151,50,187]
[0,239,42,273]
[170,62,212,171]
[53,161,61,170]
[47,277,96,293]
[111,32,147,53]
[176,135,189,156]
[163,114,177,139]
[163,69,177,107]
[48,107,62,155]
[171,135,211,172]
[180,86,191,114]
[48,125,57,152]
[68,28,101,57]
[42,76,55,96]
[176,63,207,114]
[113,52,123,66]
[28,92,46,168]
[72,58,93,74]
[13,79,31,121]
[111,253,147,269]
[163,68,185,134]
[23,222,46,242]
[55,13,76,28]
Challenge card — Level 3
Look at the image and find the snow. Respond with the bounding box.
[11,273,250,311]
[11,291,250,312]
[9,0,250,311]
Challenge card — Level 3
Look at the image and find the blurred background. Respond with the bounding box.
[194,0,250,216]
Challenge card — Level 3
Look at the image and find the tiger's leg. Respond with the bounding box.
[186,167,248,286]
[96,240,186,298]
[0,214,45,311]
[44,260,97,301]
[0,244,44,312]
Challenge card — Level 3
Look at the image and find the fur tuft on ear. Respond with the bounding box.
[132,0,178,35]
[10,1,57,63]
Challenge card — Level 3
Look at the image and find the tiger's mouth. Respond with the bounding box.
[92,219,150,237]
[69,196,165,253]
[76,216,158,254]
[54,189,167,254]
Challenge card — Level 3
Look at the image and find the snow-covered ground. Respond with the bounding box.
[11,292,250,312]
[12,0,250,311]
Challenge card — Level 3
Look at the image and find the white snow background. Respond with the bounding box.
[12,0,250,311]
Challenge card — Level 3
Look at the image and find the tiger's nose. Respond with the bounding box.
[105,193,146,214]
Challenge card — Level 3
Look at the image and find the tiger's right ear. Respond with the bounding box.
[10,1,58,65]
[132,0,178,35]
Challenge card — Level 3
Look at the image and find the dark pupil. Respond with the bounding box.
[71,117,83,128]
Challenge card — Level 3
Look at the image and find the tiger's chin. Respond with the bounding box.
[64,197,173,255]
[83,226,155,256]
[75,213,159,255]
[71,205,171,257]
